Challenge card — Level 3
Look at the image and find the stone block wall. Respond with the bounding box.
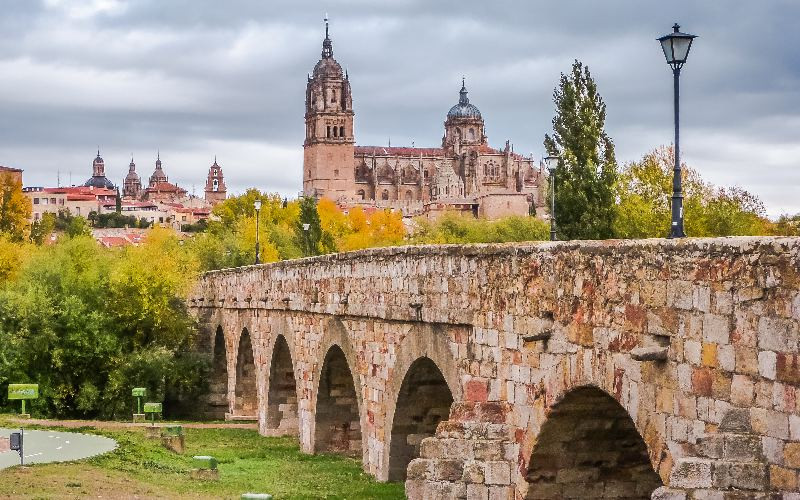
[189,237,800,498]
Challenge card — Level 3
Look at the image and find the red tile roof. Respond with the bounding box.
[355,146,444,157]
[144,182,186,193]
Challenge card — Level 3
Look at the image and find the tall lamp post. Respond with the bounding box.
[254,199,262,264]
[658,23,697,238]
[544,155,560,241]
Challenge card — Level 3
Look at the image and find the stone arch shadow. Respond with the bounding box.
[382,323,463,482]
[309,316,365,459]
[231,326,258,417]
[521,379,668,499]
[260,314,301,436]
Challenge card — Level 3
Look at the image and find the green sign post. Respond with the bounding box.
[143,402,162,426]
[132,387,146,415]
[8,384,38,417]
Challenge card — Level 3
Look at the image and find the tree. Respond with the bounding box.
[544,60,617,240]
[615,146,772,237]
[295,196,323,256]
[30,213,56,245]
[0,172,31,241]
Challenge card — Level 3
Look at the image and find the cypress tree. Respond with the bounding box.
[544,60,617,240]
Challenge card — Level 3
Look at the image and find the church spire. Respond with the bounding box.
[321,15,333,58]
[459,77,470,105]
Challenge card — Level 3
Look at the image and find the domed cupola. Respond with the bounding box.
[443,78,487,155]
[84,148,115,189]
[312,18,344,79]
[447,79,482,120]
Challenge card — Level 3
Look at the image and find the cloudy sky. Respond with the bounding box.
[1,0,798,215]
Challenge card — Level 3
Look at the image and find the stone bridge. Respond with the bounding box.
[188,237,800,499]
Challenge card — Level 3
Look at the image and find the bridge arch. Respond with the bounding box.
[208,325,228,418]
[264,334,299,434]
[524,385,663,499]
[388,357,454,482]
[383,324,462,481]
[309,317,364,458]
[233,327,258,417]
[314,343,363,457]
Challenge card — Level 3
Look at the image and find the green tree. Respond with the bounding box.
[0,172,32,241]
[615,146,772,238]
[30,213,56,245]
[544,60,617,240]
[774,214,800,236]
[66,215,92,238]
[295,196,323,257]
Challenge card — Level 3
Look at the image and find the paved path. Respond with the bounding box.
[0,428,117,470]
[6,418,258,430]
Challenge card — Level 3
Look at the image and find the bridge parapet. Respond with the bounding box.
[190,237,800,498]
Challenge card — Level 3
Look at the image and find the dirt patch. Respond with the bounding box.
[0,437,8,452]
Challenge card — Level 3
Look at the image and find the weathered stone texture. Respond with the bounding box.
[189,237,800,498]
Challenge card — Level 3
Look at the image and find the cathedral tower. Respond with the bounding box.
[122,156,142,199]
[204,157,227,205]
[302,18,355,200]
[443,79,487,157]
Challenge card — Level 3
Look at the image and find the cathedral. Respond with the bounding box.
[302,21,548,219]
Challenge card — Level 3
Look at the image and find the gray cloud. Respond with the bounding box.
[1,0,798,215]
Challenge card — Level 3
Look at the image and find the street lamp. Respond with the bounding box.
[254,199,262,264]
[544,155,560,241]
[658,23,697,238]
[302,223,310,256]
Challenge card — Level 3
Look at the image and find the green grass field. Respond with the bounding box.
[0,416,405,499]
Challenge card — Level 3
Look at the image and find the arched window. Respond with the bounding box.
[331,89,336,103]
[339,126,344,137]
[326,126,331,138]
[213,179,219,191]
[356,189,365,200]
[381,190,389,200]
[468,128,475,141]
[405,190,413,201]
[333,127,338,138]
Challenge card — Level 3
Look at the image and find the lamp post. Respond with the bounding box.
[302,223,310,256]
[254,199,262,264]
[658,23,697,238]
[544,155,560,241]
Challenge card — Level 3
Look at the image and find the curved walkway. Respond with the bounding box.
[0,427,117,470]
[6,417,258,430]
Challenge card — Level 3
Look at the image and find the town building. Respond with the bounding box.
[24,185,116,221]
[0,165,24,185]
[302,21,548,219]
[22,150,224,228]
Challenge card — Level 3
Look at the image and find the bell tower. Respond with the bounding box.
[302,18,355,200]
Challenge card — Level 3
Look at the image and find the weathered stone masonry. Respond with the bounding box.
[188,237,800,499]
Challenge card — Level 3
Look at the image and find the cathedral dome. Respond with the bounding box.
[313,57,343,79]
[447,80,482,120]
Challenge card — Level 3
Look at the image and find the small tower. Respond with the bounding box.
[84,149,115,189]
[204,157,227,205]
[302,16,355,200]
[149,152,168,186]
[123,155,142,199]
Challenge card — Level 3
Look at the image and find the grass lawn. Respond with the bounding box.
[0,416,405,499]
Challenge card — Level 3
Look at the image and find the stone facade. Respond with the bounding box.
[302,22,548,219]
[189,237,800,498]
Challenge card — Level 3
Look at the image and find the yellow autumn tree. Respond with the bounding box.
[0,171,32,241]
